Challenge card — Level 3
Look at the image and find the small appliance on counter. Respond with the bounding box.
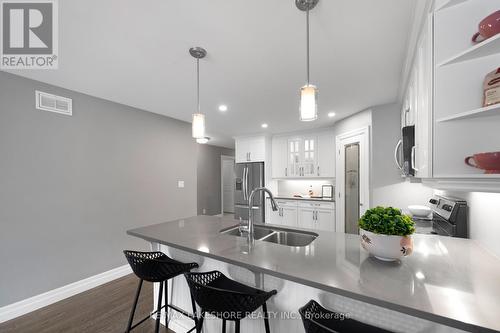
[412,195,468,238]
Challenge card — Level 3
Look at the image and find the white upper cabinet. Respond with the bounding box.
[271,130,335,179]
[414,13,433,178]
[288,137,302,177]
[401,12,433,179]
[235,136,266,163]
[271,136,287,178]
[302,136,318,177]
[317,131,336,177]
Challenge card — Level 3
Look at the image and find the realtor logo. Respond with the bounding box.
[1,0,58,69]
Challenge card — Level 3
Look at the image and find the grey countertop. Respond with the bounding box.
[271,196,335,202]
[127,215,500,332]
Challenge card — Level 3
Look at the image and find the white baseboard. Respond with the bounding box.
[0,264,132,323]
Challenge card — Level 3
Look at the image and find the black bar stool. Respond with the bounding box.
[124,250,199,333]
[299,300,392,333]
[185,270,277,333]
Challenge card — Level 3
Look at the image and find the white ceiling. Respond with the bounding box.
[6,0,418,148]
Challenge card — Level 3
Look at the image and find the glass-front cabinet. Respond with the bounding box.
[271,130,335,179]
[287,136,317,177]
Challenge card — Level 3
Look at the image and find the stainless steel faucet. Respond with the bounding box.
[244,187,279,243]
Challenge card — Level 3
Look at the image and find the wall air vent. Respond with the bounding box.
[35,90,72,116]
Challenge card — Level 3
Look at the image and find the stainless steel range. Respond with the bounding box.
[413,195,468,238]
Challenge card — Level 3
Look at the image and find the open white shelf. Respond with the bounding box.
[436,104,500,122]
[435,0,470,12]
[433,173,500,178]
[436,33,500,67]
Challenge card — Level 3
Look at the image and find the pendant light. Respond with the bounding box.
[196,137,210,144]
[297,0,319,122]
[190,47,207,139]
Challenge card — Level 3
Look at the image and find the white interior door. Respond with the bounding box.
[336,127,370,234]
[221,156,235,214]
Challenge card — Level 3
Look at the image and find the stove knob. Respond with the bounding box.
[429,199,438,204]
[442,204,453,212]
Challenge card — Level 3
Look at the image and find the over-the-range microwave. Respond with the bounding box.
[394,125,415,177]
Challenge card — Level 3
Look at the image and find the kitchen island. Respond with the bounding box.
[128,215,500,333]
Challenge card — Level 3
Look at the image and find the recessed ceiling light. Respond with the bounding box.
[328,112,336,118]
[218,105,228,112]
[261,123,268,129]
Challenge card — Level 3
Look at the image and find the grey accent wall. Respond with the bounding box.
[197,144,234,216]
[0,72,197,306]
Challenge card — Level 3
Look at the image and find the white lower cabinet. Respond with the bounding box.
[298,202,335,232]
[267,199,298,226]
[267,199,335,232]
[315,209,335,231]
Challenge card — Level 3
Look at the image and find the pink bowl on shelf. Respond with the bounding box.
[465,151,500,174]
[472,10,500,43]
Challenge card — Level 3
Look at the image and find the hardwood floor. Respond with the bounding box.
[0,274,175,333]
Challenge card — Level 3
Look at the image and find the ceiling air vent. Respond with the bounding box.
[35,90,72,116]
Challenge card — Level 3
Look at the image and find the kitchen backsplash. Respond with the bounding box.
[277,179,335,197]
[434,189,500,258]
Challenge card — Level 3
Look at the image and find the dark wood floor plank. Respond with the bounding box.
[0,274,174,333]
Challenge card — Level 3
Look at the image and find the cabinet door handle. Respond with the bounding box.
[285,167,287,177]
[411,146,419,172]
[249,152,251,161]
[317,166,320,176]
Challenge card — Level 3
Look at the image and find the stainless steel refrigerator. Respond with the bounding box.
[234,162,265,223]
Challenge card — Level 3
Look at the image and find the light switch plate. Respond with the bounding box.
[178,180,185,188]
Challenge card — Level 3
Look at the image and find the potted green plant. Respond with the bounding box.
[359,206,415,261]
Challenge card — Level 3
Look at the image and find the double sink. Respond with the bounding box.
[220,224,318,247]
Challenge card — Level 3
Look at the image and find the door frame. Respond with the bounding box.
[220,155,235,215]
[335,126,370,232]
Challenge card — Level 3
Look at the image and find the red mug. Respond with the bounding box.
[465,152,500,174]
[472,10,500,43]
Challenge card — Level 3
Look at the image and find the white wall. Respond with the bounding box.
[435,190,500,258]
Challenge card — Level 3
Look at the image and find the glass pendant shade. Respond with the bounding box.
[192,113,206,138]
[300,84,318,121]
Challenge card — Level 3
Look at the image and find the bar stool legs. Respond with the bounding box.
[126,279,143,333]
[263,303,270,333]
[155,282,163,333]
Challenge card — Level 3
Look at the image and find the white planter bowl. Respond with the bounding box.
[360,229,413,261]
[407,205,431,218]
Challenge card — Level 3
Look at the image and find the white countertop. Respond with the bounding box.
[128,215,500,332]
